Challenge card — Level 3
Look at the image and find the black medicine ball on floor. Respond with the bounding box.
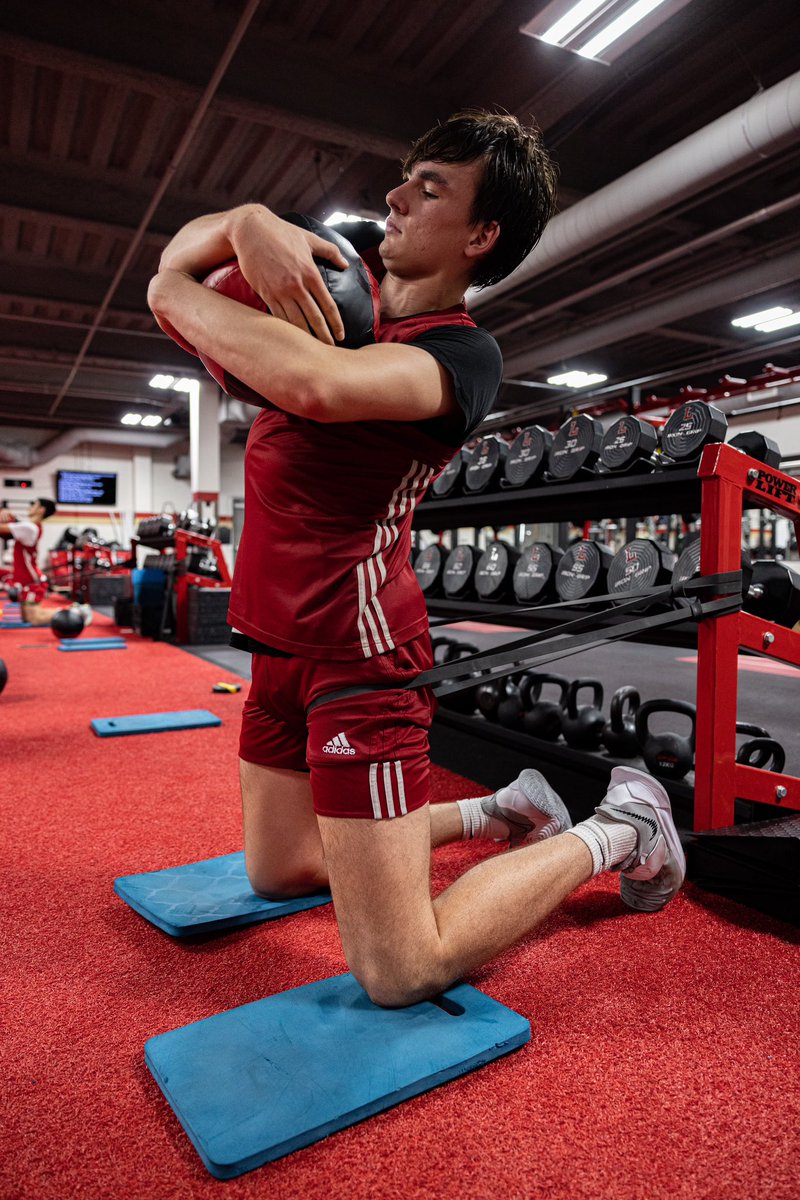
[0,658,7,694]
[50,607,85,639]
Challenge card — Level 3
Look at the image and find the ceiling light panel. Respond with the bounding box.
[521,0,693,64]
[731,306,792,328]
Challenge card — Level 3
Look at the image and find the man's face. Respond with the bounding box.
[380,158,488,281]
[28,501,45,521]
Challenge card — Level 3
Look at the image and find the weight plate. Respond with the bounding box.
[599,416,658,471]
[431,451,465,498]
[414,544,444,595]
[475,540,518,601]
[443,544,478,599]
[608,539,673,595]
[464,438,507,493]
[547,414,603,481]
[661,401,727,460]
[504,426,551,487]
[672,534,753,596]
[513,543,562,603]
[555,540,613,602]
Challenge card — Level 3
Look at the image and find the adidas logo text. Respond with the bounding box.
[323,732,356,756]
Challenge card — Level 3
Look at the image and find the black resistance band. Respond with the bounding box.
[307,571,742,713]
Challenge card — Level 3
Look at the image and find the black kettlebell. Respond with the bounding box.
[476,678,503,722]
[562,679,605,750]
[635,699,696,780]
[496,672,529,730]
[601,686,641,758]
[521,673,569,741]
[432,639,481,714]
[736,736,786,771]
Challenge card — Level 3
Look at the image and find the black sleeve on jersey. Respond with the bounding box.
[410,326,503,446]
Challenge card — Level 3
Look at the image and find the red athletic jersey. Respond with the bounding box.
[229,301,501,660]
[11,521,44,586]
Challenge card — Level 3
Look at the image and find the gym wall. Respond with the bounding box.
[1,443,246,560]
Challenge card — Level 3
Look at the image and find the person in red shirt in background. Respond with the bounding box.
[0,498,56,625]
[149,109,686,1009]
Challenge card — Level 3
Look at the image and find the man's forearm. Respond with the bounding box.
[158,207,248,276]
[147,268,333,417]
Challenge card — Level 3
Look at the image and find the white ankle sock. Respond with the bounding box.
[456,796,508,840]
[566,813,638,876]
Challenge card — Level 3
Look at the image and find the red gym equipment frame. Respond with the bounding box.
[694,442,800,830]
[173,529,232,644]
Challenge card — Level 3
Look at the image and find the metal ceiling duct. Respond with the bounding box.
[470,68,800,311]
[502,244,800,375]
[27,427,186,468]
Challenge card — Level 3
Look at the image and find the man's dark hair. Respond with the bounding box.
[38,498,56,519]
[403,108,558,289]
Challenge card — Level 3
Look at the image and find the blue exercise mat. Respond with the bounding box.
[91,708,221,737]
[114,850,331,937]
[59,638,127,652]
[145,973,530,1179]
[0,620,29,628]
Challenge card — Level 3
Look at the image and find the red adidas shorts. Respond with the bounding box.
[239,631,436,820]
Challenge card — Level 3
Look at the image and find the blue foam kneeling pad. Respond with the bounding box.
[145,973,530,1178]
[114,850,330,937]
[59,638,127,651]
[91,708,221,737]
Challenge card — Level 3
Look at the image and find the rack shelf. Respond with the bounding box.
[425,597,700,649]
[413,466,702,531]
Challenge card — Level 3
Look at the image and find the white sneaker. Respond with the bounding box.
[481,769,573,848]
[595,766,686,912]
[77,603,93,627]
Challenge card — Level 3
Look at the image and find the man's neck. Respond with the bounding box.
[379,272,467,319]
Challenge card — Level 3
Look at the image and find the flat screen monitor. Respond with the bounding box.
[55,470,117,507]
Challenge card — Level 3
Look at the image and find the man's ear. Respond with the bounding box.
[465,220,500,262]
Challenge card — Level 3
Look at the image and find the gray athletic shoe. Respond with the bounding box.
[481,768,573,849]
[596,765,686,912]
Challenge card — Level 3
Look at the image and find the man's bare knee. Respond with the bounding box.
[246,861,325,901]
[347,945,445,1009]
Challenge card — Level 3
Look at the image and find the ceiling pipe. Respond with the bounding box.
[502,243,800,377]
[470,68,800,311]
[30,427,187,468]
[491,189,800,340]
[47,0,263,418]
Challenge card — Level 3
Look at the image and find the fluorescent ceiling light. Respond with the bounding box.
[731,306,792,328]
[547,370,608,387]
[173,377,194,392]
[149,373,175,389]
[520,0,691,64]
[579,0,670,59]
[754,311,800,333]
[140,414,163,427]
[121,412,142,425]
[324,211,386,229]
[539,0,607,45]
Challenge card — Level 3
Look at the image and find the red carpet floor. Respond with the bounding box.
[2,616,799,1199]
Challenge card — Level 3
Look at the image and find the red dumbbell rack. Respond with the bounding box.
[694,442,800,830]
